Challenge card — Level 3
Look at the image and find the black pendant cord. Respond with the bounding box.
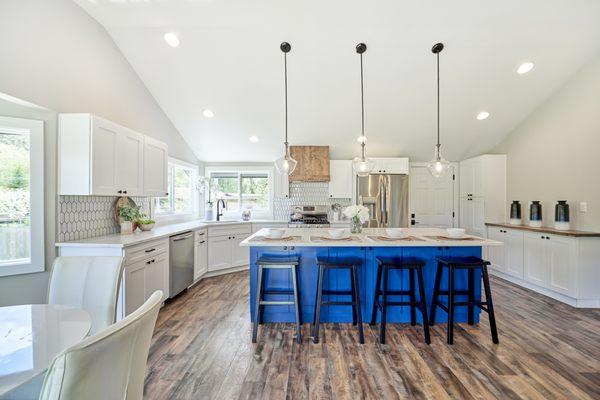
[436,51,440,151]
[284,51,288,150]
[359,48,366,159]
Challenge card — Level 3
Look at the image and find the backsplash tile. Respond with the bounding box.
[273,182,352,220]
[57,196,150,242]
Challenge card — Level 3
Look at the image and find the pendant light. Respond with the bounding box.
[352,43,375,177]
[274,42,298,175]
[427,42,451,178]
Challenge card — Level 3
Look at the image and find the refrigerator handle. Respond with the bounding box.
[381,180,387,226]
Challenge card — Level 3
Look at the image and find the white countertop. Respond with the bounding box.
[55,219,287,248]
[241,228,503,247]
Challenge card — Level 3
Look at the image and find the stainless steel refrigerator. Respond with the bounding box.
[356,174,409,228]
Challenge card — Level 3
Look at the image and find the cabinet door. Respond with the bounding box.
[145,254,169,301]
[328,160,353,199]
[487,227,507,273]
[143,137,168,197]
[524,232,548,287]
[116,127,144,196]
[547,235,575,296]
[459,159,473,197]
[472,157,484,197]
[194,239,208,279]
[231,235,250,267]
[273,170,289,198]
[124,261,146,316]
[471,197,486,237]
[208,235,232,271]
[91,117,119,195]
[459,198,473,232]
[505,230,524,279]
[382,158,409,174]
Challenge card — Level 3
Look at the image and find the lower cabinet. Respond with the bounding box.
[194,229,208,280]
[524,232,575,296]
[207,224,251,272]
[124,252,169,316]
[487,227,524,279]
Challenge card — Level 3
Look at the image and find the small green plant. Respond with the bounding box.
[136,210,154,225]
[118,205,141,222]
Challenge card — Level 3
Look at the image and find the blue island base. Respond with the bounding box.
[250,246,482,325]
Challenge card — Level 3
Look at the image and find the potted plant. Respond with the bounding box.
[342,205,370,233]
[136,211,155,232]
[118,205,140,235]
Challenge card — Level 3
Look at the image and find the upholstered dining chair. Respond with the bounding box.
[38,290,163,400]
[47,256,124,334]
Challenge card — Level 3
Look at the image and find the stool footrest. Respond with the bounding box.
[322,301,355,306]
[437,290,469,296]
[259,300,295,305]
[377,301,424,308]
[375,290,412,296]
[322,290,353,296]
[262,289,294,296]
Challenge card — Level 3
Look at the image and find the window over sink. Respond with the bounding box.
[153,158,198,220]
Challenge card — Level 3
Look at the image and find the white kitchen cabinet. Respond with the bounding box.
[328,160,353,199]
[58,113,168,196]
[194,229,208,280]
[274,171,290,198]
[208,236,231,271]
[124,261,146,316]
[143,136,169,197]
[372,158,409,174]
[523,232,548,286]
[486,226,524,278]
[231,236,250,267]
[207,224,251,272]
[487,227,507,274]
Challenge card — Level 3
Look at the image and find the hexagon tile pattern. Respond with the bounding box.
[273,182,351,220]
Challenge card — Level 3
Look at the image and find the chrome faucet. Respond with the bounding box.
[216,199,226,221]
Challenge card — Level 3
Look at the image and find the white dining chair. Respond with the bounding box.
[38,290,163,400]
[47,256,124,334]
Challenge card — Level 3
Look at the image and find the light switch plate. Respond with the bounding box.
[580,202,587,213]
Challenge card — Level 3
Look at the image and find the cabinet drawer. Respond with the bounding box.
[208,224,251,237]
[124,238,169,265]
[195,228,208,242]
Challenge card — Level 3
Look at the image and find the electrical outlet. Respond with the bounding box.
[580,202,587,213]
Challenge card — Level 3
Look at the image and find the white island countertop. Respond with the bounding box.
[241,228,503,247]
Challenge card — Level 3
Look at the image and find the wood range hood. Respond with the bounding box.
[288,145,330,182]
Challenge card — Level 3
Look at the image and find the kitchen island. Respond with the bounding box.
[240,228,502,324]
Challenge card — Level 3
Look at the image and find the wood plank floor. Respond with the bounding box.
[144,271,600,400]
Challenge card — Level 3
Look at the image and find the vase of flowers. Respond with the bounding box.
[343,205,369,234]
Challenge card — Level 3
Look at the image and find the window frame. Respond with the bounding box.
[0,116,44,277]
[152,157,199,222]
[205,166,274,219]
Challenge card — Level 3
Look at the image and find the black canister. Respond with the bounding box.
[510,201,522,219]
[530,201,542,221]
[555,201,570,222]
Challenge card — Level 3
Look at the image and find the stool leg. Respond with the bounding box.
[350,268,357,326]
[409,269,416,326]
[447,267,455,345]
[468,268,475,325]
[379,266,389,344]
[482,265,499,344]
[416,267,431,344]
[252,264,264,343]
[291,265,302,344]
[370,263,383,326]
[352,265,364,344]
[313,265,324,344]
[429,262,443,326]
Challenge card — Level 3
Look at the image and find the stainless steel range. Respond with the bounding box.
[288,205,330,228]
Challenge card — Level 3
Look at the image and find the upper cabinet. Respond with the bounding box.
[273,170,290,198]
[289,146,330,182]
[59,114,168,196]
[372,158,409,174]
[328,160,353,199]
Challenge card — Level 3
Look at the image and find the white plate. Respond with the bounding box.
[324,233,351,240]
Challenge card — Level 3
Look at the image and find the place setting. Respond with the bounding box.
[424,228,481,241]
[249,228,300,242]
[367,228,424,242]
[310,228,362,243]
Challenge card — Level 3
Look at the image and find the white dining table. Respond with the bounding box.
[0,304,91,399]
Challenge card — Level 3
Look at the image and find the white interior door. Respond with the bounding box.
[409,165,455,228]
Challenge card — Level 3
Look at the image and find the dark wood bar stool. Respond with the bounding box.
[313,256,364,344]
[430,256,499,345]
[370,257,431,344]
[252,255,301,344]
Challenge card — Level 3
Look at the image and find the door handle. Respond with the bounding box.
[173,233,193,241]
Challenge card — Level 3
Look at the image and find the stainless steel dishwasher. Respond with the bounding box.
[169,231,194,298]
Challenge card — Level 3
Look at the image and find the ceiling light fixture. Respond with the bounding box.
[202,109,214,118]
[476,111,490,120]
[163,32,180,48]
[274,42,297,176]
[517,62,535,75]
[352,43,375,177]
[249,136,259,142]
[427,42,451,178]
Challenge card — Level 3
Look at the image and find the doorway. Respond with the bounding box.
[408,164,457,228]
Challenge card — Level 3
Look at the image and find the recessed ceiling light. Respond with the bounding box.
[202,109,214,118]
[249,136,259,142]
[476,111,490,120]
[164,32,180,48]
[517,62,534,75]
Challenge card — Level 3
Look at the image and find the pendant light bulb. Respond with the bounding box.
[274,42,297,176]
[426,42,450,178]
[352,43,374,177]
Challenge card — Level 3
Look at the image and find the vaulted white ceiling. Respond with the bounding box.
[73,0,600,162]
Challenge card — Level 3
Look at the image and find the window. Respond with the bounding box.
[206,167,272,217]
[0,116,44,276]
[154,158,198,217]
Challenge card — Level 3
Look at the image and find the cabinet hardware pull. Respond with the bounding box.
[145,248,156,253]
[117,190,122,194]
[199,240,205,244]
[146,260,152,264]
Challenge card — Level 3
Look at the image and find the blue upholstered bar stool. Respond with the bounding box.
[252,255,301,343]
[430,256,499,345]
[312,256,364,344]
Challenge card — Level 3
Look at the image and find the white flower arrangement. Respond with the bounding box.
[343,205,370,224]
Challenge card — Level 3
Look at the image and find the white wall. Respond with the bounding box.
[493,53,600,231]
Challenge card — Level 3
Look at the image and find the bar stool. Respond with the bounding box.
[370,257,430,344]
[252,255,301,344]
[312,256,364,344]
[430,256,499,345]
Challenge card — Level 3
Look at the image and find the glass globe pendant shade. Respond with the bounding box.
[427,145,450,178]
[274,146,297,175]
[352,155,375,177]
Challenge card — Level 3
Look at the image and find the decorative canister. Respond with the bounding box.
[554,200,570,230]
[529,201,542,227]
[241,209,252,221]
[510,201,522,225]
